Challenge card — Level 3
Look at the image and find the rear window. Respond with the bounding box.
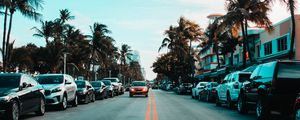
[37,75,64,84]
[211,82,218,87]
[90,82,101,87]
[239,74,251,82]
[0,75,21,88]
[101,80,111,85]
[278,62,300,79]
[199,83,207,86]
[75,81,86,88]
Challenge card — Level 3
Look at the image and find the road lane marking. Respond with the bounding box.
[151,92,158,120]
[145,92,151,120]
[145,90,159,120]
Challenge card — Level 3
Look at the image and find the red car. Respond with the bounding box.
[129,81,148,97]
[295,93,300,120]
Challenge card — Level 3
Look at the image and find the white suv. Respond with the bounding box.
[192,82,208,99]
[103,78,123,95]
[36,74,78,110]
[216,71,251,108]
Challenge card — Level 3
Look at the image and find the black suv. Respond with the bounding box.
[237,61,300,119]
[0,73,45,120]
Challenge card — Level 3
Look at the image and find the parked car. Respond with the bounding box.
[129,81,149,97]
[199,82,218,102]
[152,84,159,89]
[176,83,193,95]
[36,74,78,110]
[294,93,300,120]
[216,71,251,109]
[75,80,95,104]
[101,80,114,98]
[0,73,45,120]
[90,81,108,100]
[102,78,123,95]
[191,82,208,99]
[237,61,300,119]
[165,83,174,91]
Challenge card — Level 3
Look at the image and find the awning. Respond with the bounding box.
[195,72,211,79]
[210,67,228,78]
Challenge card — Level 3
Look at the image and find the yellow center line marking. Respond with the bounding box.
[145,90,159,120]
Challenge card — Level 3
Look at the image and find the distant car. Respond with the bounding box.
[0,73,46,120]
[199,82,218,102]
[294,93,300,120]
[36,74,78,110]
[166,84,174,91]
[152,84,159,89]
[176,83,193,95]
[90,81,108,100]
[191,82,208,99]
[102,78,123,95]
[237,61,300,119]
[216,71,251,109]
[75,80,95,104]
[101,80,114,98]
[129,81,149,97]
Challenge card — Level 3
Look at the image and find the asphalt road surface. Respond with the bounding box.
[21,89,259,120]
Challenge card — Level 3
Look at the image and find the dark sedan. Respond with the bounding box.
[101,80,114,98]
[199,82,218,102]
[75,80,95,104]
[176,83,193,95]
[0,73,45,120]
[90,81,108,100]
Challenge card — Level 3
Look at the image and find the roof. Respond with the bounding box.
[207,13,223,18]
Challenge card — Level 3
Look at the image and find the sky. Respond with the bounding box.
[0,0,299,80]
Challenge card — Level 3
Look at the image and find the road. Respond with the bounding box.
[21,89,257,120]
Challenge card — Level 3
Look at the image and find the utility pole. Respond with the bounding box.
[63,53,67,74]
[109,70,111,78]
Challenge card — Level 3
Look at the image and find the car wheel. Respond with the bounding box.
[295,108,300,120]
[237,94,248,114]
[110,91,114,98]
[129,94,133,97]
[5,100,19,120]
[145,94,148,97]
[226,93,234,109]
[198,93,201,101]
[71,95,78,107]
[84,95,89,104]
[206,93,210,102]
[91,94,96,102]
[59,95,68,110]
[192,92,195,99]
[35,98,45,116]
[216,93,221,107]
[256,97,270,120]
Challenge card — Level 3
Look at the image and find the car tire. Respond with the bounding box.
[256,96,270,120]
[59,95,68,110]
[71,95,78,107]
[91,94,96,102]
[206,93,210,102]
[129,94,133,97]
[192,92,195,99]
[110,91,114,98]
[237,94,248,114]
[84,95,89,104]
[226,93,235,109]
[5,100,19,120]
[145,94,148,97]
[35,98,45,116]
[216,93,221,107]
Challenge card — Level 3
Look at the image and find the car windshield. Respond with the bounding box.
[182,83,192,87]
[132,82,146,86]
[104,78,118,82]
[37,75,64,84]
[278,62,300,78]
[90,82,101,87]
[102,80,111,85]
[75,81,86,88]
[0,75,21,88]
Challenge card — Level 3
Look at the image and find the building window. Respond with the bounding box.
[234,54,239,65]
[264,42,272,55]
[256,45,260,57]
[277,36,287,52]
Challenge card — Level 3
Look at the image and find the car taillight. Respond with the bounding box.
[130,88,135,91]
[233,82,239,89]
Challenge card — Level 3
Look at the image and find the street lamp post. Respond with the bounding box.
[63,53,67,74]
[109,70,111,78]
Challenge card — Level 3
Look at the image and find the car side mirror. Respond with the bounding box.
[65,80,72,84]
[87,86,91,89]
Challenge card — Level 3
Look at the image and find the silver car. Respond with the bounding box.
[36,74,78,110]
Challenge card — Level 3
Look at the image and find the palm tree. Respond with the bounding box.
[220,0,273,67]
[59,9,74,24]
[32,20,54,45]
[120,44,133,67]
[4,0,43,71]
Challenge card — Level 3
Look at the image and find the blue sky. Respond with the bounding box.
[0,0,298,80]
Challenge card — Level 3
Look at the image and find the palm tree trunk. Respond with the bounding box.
[288,0,296,60]
[2,7,8,72]
[245,20,253,63]
[5,12,14,69]
[241,20,247,67]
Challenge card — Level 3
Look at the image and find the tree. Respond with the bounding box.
[3,0,43,71]
[219,0,273,67]
[32,20,54,45]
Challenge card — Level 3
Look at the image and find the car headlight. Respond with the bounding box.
[0,96,11,102]
[52,87,62,93]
